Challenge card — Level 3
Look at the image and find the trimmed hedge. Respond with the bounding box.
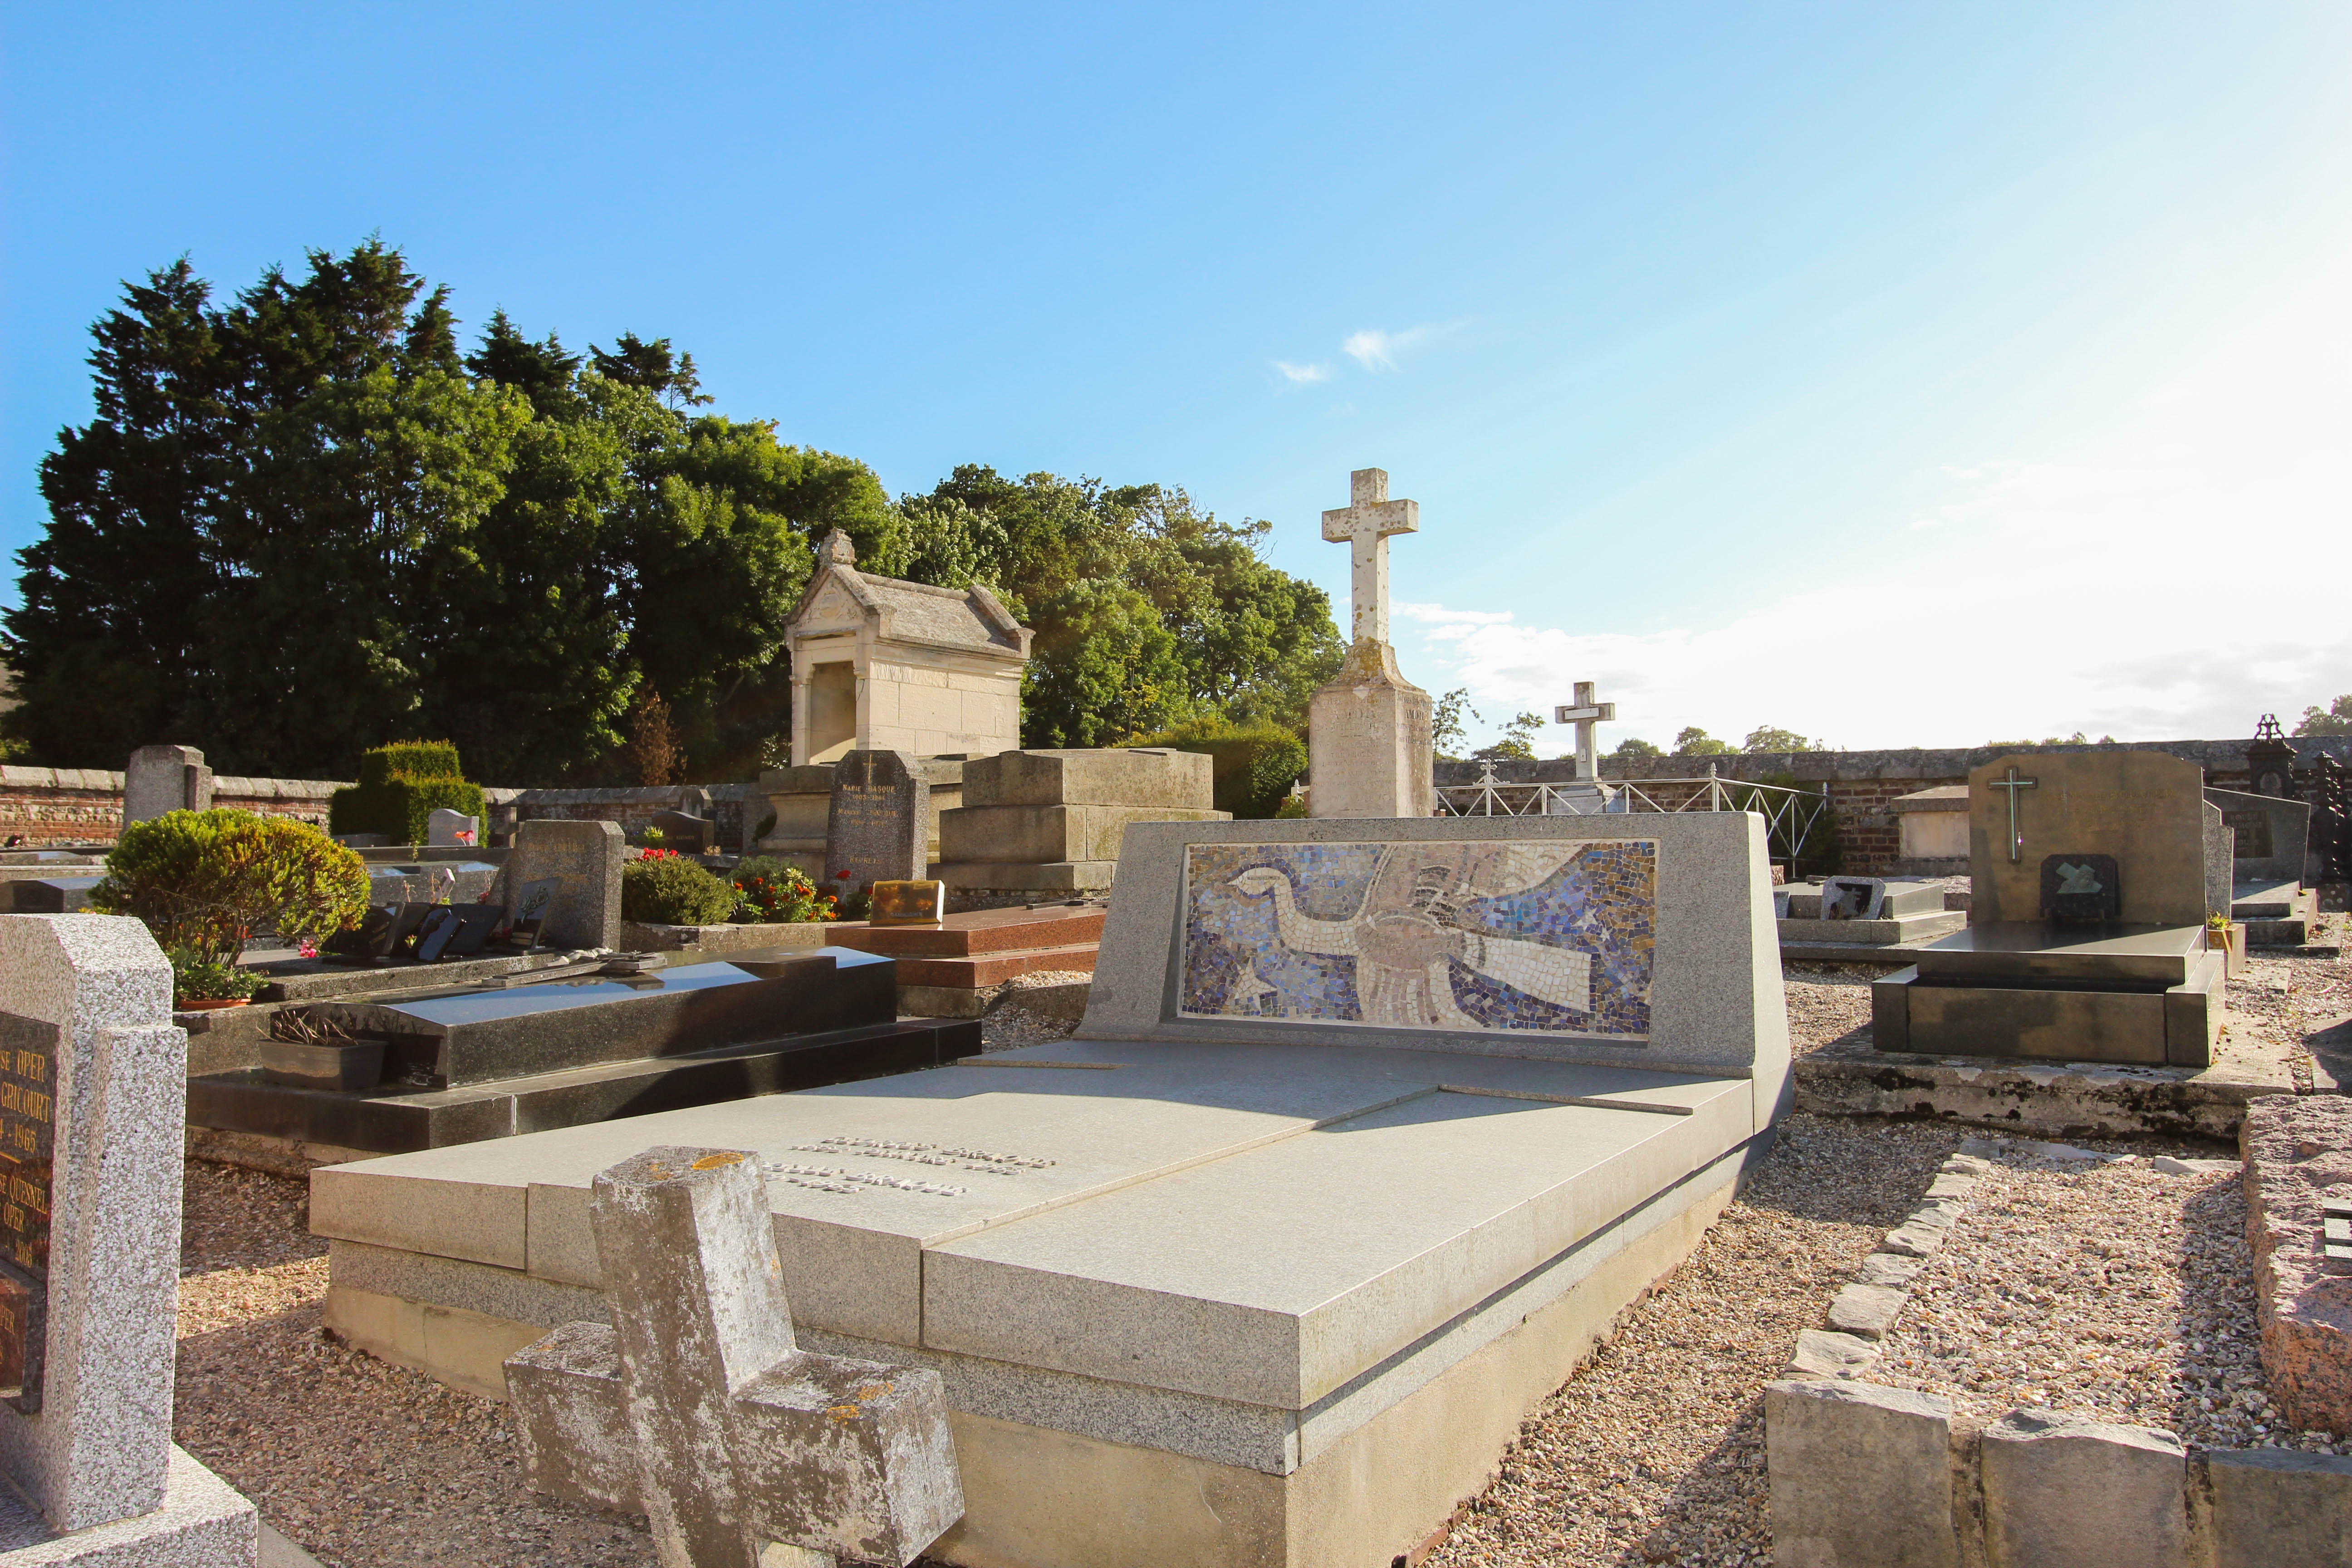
[330,740,486,843]
[1125,718,1307,818]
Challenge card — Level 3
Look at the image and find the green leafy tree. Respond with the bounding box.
[1674,726,1735,756]
[1021,579,1189,745]
[1432,688,1478,760]
[2294,698,2352,736]
[1611,736,1664,760]
[1741,725,1813,753]
[1473,710,1548,762]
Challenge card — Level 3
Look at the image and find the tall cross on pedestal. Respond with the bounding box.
[1989,765,2037,863]
[1554,681,1616,781]
[1321,467,1420,644]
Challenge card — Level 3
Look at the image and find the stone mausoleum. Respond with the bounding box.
[784,530,1030,766]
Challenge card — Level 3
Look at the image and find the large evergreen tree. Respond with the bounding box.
[8,242,1342,780]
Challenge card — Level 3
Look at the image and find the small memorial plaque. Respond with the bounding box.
[0,1013,59,1410]
[870,879,947,926]
[2039,854,2122,923]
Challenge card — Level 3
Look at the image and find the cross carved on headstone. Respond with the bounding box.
[1321,468,1419,645]
[1553,681,1617,781]
[1989,765,2037,864]
[504,1147,963,1568]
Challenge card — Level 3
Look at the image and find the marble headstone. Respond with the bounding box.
[509,820,624,951]
[826,750,929,895]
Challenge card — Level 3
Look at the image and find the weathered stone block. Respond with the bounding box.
[939,803,1227,865]
[1826,1284,1907,1339]
[2241,1095,2352,1435]
[2205,1446,2352,1568]
[1307,641,1432,820]
[1981,1408,2187,1568]
[1785,1329,1881,1379]
[959,750,1214,810]
[1766,1378,1955,1567]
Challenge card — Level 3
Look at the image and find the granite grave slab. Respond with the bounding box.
[826,750,928,896]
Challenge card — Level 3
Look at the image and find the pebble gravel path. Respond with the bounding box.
[1870,1143,2350,1457]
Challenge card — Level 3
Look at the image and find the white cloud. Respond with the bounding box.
[1341,323,1444,371]
[1273,360,1331,383]
[1394,252,2352,753]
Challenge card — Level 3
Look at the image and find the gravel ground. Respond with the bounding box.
[976,968,1092,1052]
[1870,1143,2351,1457]
[1782,964,1875,1057]
[1426,1114,1960,1568]
[174,1161,660,1567]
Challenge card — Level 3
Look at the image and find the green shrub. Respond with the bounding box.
[358,740,463,786]
[330,740,486,843]
[729,857,840,923]
[622,853,739,926]
[1126,717,1307,818]
[93,809,371,964]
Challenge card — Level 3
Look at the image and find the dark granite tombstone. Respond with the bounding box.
[825,750,929,895]
[186,946,980,1154]
[2040,854,2121,923]
[6,878,98,915]
[647,809,714,853]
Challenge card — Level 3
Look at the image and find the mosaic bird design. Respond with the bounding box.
[1227,845,1593,1028]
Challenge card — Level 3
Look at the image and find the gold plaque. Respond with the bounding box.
[868,880,946,926]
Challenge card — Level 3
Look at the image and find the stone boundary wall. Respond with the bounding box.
[488,782,762,850]
[0,765,346,845]
[1438,738,2352,876]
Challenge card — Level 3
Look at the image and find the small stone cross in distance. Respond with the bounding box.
[1989,765,2038,863]
[1553,682,1617,781]
[1321,468,1420,645]
[504,1146,963,1568]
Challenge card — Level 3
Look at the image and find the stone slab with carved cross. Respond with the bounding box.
[1307,468,1433,818]
[311,811,1792,1567]
[1872,750,2230,1068]
[504,1144,962,1568]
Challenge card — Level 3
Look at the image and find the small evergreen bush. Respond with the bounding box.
[622,851,740,926]
[93,809,370,965]
[1126,717,1308,818]
[330,740,486,843]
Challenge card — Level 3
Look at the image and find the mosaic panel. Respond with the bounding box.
[1180,839,1656,1040]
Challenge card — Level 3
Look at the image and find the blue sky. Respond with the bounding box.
[5,4,2347,753]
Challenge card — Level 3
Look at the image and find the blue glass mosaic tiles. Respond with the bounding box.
[1180,840,1656,1040]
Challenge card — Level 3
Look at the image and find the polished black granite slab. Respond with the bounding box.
[311,948,896,1088]
[1907,922,2207,989]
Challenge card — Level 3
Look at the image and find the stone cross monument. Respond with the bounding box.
[1320,468,1420,644]
[505,1145,963,1568]
[1553,681,1617,781]
[1307,469,1436,820]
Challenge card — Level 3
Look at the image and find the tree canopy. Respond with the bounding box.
[6,242,1341,780]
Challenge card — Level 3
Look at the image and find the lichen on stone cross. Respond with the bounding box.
[503,1146,963,1568]
[1320,467,1420,645]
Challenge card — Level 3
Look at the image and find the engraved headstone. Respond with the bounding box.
[121,744,213,831]
[505,1145,963,1568]
[825,750,929,896]
[2040,854,2121,923]
[647,809,714,853]
[509,820,624,951]
[0,914,260,1558]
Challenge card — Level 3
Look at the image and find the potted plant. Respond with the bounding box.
[2205,910,2248,977]
[167,947,264,1011]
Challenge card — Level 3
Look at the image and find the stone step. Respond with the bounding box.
[892,941,1102,989]
[826,905,1106,958]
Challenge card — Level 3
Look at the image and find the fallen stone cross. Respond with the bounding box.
[504,1144,963,1568]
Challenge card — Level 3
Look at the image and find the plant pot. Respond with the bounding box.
[177,997,253,1012]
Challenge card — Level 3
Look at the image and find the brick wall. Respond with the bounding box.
[0,767,344,846]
